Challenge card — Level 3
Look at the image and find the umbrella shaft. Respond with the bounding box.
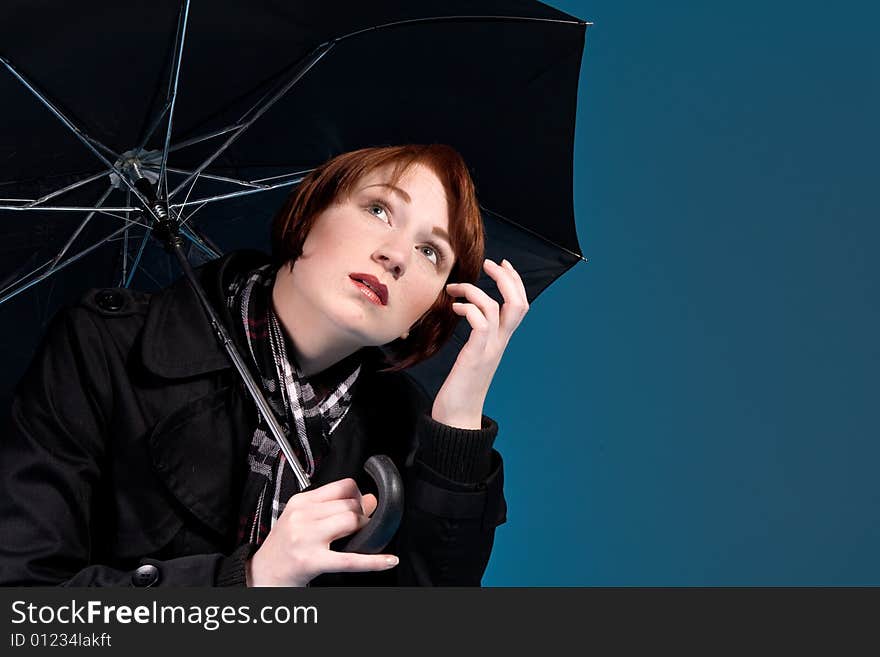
[168,233,312,492]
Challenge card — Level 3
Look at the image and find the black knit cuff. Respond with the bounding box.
[216,543,257,587]
[416,413,498,484]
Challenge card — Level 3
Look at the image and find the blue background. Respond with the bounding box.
[482,0,880,585]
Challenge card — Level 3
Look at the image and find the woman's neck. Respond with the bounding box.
[271,265,360,378]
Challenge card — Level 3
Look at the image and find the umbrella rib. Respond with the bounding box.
[170,172,307,209]
[137,101,171,152]
[49,186,114,269]
[179,224,221,259]
[490,263,578,278]
[21,170,108,209]
[0,258,52,299]
[121,190,132,286]
[181,201,208,226]
[480,206,588,264]
[252,168,316,184]
[84,135,120,161]
[0,203,138,214]
[180,169,201,211]
[184,222,225,257]
[0,223,133,307]
[0,55,163,225]
[167,41,335,201]
[148,166,263,189]
[133,262,164,289]
[330,15,589,46]
[166,66,303,161]
[167,124,242,154]
[178,169,202,222]
[157,0,191,201]
[124,227,153,288]
[0,202,153,231]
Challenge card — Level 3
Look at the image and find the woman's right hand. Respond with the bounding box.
[245,477,399,587]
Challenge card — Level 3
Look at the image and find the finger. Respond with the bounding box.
[294,477,361,505]
[451,302,490,351]
[496,259,529,333]
[304,497,365,521]
[321,551,400,574]
[361,493,378,517]
[482,259,527,332]
[493,259,527,309]
[500,259,528,304]
[451,302,490,332]
[316,510,371,543]
[446,280,499,326]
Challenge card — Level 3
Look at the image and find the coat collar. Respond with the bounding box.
[140,250,270,379]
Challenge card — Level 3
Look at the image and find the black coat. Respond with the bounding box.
[0,251,506,586]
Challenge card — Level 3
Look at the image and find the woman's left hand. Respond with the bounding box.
[432,258,529,429]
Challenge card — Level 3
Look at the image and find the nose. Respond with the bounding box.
[372,235,410,280]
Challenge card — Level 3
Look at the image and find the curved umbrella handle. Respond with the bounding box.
[335,454,404,554]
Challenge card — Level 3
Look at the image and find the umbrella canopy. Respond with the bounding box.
[0,0,588,402]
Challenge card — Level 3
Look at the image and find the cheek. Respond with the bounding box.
[301,223,342,259]
[404,277,445,320]
[300,206,361,255]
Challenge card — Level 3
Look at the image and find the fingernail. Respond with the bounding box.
[385,556,399,567]
[501,259,511,267]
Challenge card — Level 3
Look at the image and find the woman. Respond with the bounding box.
[0,144,529,587]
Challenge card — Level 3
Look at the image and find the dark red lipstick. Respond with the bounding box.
[349,273,388,306]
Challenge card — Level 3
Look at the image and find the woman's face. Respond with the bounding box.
[280,162,456,348]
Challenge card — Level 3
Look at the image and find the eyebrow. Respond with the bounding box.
[362,183,412,204]
[432,226,451,247]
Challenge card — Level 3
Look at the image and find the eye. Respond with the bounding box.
[366,201,390,224]
[418,243,443,266]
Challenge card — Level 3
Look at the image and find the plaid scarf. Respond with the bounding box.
[226,265,361,547]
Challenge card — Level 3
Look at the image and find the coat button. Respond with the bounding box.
[95,290,124,312]
[132,564,160,587]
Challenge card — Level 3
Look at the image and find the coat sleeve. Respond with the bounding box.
[389,381,508,586]
[0,308,249,587]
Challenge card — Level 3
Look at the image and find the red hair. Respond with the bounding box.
[271,144,485,370]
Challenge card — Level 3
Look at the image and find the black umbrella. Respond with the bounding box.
[1,0,588,391]
[1,0,589,545]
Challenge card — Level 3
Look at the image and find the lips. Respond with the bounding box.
[349,273,388,306]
